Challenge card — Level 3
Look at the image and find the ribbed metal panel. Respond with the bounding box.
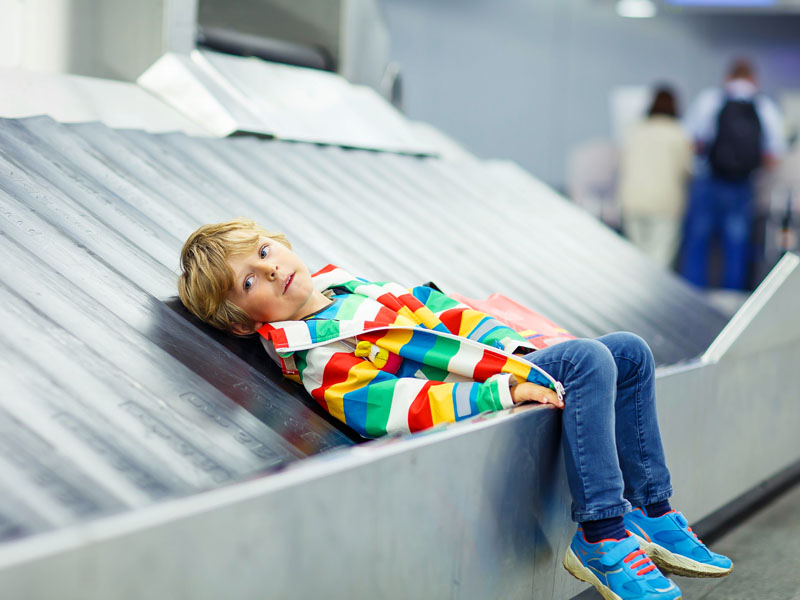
[0,115,728,544]
[138,50,433,152]
[0,116,355,543]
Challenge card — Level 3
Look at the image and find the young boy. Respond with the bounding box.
[179,219,733,600]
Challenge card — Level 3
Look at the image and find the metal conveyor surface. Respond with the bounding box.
[0,115,730,544]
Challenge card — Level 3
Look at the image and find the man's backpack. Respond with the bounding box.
[708,98,763,180]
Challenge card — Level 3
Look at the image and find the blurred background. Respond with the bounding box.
[3,0,798,292]
[381,0,800,190]
[380,0,800,294]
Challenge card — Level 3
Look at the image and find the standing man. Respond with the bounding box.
[682,58,785,290]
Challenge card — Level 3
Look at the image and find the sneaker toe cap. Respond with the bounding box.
[708,552,733,570]
[688,544,732,569]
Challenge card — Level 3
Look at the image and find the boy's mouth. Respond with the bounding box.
[283,273,294,294]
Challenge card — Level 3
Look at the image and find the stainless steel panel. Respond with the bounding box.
[0,407,588,600]
[0,68,209,135]
[657,254,800,520]
[138,50,437,153]
[0,116,356,540]
[197,0,391,91]
[1,113,782,600]
[1,262,799,600]
[704,252,800,361]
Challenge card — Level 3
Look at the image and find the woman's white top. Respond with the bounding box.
[618,115,693,218]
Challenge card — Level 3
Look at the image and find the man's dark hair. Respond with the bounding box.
[728,58,755,82]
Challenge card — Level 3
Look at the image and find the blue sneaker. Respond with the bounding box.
[625,508,733,578]
[563,529,682,599]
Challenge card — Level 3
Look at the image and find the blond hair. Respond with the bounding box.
[178,218,291,334]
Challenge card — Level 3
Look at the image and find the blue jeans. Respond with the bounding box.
[681,174,753,290]
[524,332,672,522]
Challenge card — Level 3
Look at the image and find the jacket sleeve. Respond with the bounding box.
[410,285,536,355]
[294,341,517,439]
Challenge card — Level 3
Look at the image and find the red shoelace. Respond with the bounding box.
[687,525,704,544]
[624,548,657,576]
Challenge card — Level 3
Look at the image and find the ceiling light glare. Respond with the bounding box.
[616,0,658,18]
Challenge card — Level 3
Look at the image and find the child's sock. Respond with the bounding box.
[643,499,672,518]
[581,516,627,543]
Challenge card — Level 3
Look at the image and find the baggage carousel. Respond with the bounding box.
[0,59,798,599]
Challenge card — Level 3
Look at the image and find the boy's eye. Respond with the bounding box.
[244,276,254,291]
[259,244,270,259]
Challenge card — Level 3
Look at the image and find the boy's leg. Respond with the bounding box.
[525,340,682,599]
[595,332,672,509]
[523,338,629,523]
[595,332,733,578]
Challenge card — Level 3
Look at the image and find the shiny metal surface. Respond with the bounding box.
[197,25,334,71]
[0,115,355,541]
[7,114,723,363]
[704,252,800,362]
[197,0,391,92]
[138,49,437,153]
[2,113,788,599]
[0,407,587,600]
[1,256,799,600]
[657,252,800,521]
[0,67,210,135]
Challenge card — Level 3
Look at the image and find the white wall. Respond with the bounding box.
[0,0,196,81]
[380,0,800,190]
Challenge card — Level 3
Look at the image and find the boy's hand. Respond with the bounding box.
[511,382,564,409]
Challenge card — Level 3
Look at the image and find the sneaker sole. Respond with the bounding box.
[563,546,683,599]
[563,546,626,600]
[631,533,733,578]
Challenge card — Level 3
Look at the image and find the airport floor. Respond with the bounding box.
[575,480,800,599]
[677,480,800,600]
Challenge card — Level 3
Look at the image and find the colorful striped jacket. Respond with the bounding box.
[258,265,563,438]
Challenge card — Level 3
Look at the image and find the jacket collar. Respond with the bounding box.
[257,264,416,350]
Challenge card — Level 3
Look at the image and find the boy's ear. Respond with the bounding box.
[231,321,264,336]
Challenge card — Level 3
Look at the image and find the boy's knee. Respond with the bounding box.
[616,331,648,350]
[569,338,616,373]
[603,332,653,363]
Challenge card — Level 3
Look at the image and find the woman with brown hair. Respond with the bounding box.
[618,86,693,268]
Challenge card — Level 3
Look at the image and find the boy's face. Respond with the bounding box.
[226,235,317,333]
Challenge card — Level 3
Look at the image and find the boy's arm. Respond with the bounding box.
[411,285,537,355]
[296,341,525,439]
